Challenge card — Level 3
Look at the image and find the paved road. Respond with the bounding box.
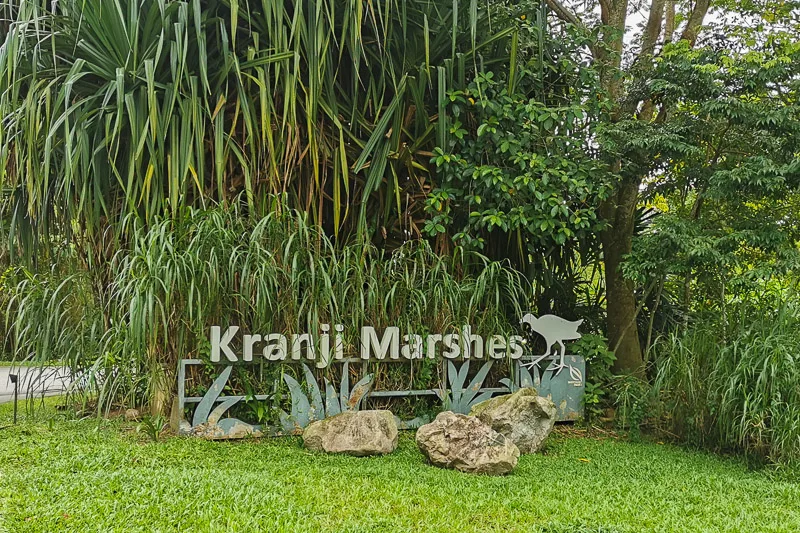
[0,366,72,404]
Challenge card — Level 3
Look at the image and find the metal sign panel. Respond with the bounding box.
[178,314,586,437]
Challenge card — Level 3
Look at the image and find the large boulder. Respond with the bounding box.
[469,387,556,454]
[303,410,398,456]
[415,411,519,475]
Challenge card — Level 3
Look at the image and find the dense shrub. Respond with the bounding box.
[650,303,800,464]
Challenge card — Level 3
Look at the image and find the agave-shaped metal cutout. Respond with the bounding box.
[279,362,374,433]
[191,366,262,438]
[500,362,536,392]
[435,361,494,414]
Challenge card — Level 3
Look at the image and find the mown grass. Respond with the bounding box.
[1,402,799,533]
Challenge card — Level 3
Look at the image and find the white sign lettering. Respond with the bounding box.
[209,324,525,366]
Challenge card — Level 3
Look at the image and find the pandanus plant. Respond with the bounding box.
[0,0,527,260]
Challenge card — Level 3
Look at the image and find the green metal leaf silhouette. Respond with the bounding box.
[325,378,341,417]
[279,372,312,431]
[303,363,324,421]
[501,363,536,392]
[345,373,373,411]
[324,362,373,415]
[437,361,493,414]
[193,366,235,427]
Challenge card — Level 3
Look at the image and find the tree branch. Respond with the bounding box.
[544,0,583,28]
[641,0,666,57]
[680,0,712,46]
[599,0,613,24]
[664,0,676,42]
[544,0,605,60]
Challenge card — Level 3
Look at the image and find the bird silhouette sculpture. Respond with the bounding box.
[520,314,583,375]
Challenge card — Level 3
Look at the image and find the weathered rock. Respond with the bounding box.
[124,408,141,422]
[469,388,556,454]
[190,419,263,440]
[303,410,398,456]
[415,411,519,475]
[178,419,193,435]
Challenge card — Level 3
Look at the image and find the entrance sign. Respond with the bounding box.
[179,314,586,438]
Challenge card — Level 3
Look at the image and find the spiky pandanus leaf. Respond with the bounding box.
[1,0,520,256]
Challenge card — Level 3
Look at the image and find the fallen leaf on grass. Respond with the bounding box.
[578,458,591,463]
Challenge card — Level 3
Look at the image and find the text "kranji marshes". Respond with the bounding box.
[210,325,526,368]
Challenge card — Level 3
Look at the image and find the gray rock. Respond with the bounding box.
[469,387,556,454]
[178,419,193,435]
[415,411,519,475]
[303,410,398,456]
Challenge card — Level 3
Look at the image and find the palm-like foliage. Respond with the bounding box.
[0,0,522,255]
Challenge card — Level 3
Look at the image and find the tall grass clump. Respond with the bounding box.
[652,303,800,464]
[1,266,106,401]
[3,207,528,414]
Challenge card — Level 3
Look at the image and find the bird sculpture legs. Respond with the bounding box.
[521,346,551,371]
[522,341,568,375]
[550,341,568,375]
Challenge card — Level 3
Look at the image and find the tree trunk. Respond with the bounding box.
[602,178,645,375]
[542,0,710,375]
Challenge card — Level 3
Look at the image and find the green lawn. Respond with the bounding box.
[1,403,798,533]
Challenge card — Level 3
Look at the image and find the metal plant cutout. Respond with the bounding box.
[179,315,589,436]
[191,366,263,438]
[435,361,494,414]
[187,362,374,437]
[279,362,374,433]
[520,313,583,375]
